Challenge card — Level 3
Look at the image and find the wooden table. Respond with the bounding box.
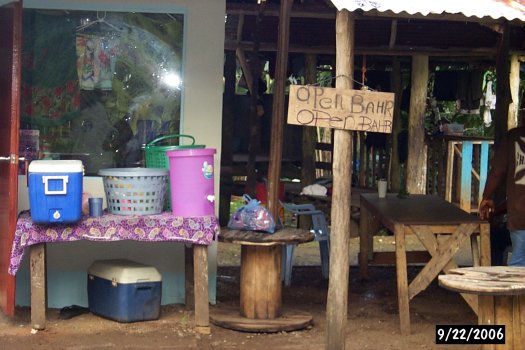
[10,212,218,334]
[359,193,490,335]
[439,267,525,350]
[211,227,314,332]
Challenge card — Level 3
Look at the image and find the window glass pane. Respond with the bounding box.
[20,9,184,175]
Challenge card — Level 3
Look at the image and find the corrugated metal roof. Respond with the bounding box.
[330,0,525,22]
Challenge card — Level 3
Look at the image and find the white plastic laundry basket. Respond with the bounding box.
[98,168,169,215]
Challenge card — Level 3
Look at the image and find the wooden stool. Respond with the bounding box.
[439,266,525,350]
[212,227,314,332]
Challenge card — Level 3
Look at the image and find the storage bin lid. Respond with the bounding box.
[166,147,216,158]
[29,160,83,173]
[88,259,162,284]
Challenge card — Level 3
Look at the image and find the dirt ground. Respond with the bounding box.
[0,242,481,350]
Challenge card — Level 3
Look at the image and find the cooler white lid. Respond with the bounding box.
[29,160,83,173]
[88,259,162,284]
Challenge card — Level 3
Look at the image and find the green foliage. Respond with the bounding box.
[426,69,496,138]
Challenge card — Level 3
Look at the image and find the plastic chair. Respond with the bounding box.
[280,202,330,286]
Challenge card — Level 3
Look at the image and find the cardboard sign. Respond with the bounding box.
[287,85,395,133]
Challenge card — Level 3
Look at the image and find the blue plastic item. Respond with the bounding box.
[28,160,83,224]
[89,197,103,217]
[88,259,162,323]
[280,202,330,286]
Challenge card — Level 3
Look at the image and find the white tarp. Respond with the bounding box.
[330,0,525,22]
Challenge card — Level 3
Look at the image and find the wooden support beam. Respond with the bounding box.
[235,48,255,96]
[326,8,353,350]
[301,53,318,187]
[236,13,244,43]
[267,0,292,219]
[389,57,403,192]
[225,40,506,57]
[389,19,397,49]
[219,50,237,226]
[226,2,336,19]
[495,21,511,146]
[406,55,429,195]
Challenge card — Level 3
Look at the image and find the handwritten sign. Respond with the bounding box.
[287,85,395,133]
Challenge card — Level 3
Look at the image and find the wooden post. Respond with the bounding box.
[30,244,46,330]
[193,245,210,334]
[495,21,510,146]
[300,53,318,230]
[219,50,237,226]
[493,22,511,205]
[267,0,292,220]
[459,142,473,212]
[239,49,264,198]
[301,53,318,187]
[326,9,353,350]
[406,55,428,195]
[359,132,365,187]
[390,57,403,192]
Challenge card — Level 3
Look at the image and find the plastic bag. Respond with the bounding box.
[227,194,276,233]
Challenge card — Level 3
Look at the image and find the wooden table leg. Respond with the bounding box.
[185,246,195,308]
[470,234,480,267]
[410,224,478,314]
[394,224,410,335]
[30,243,46,330]
[479,223,491,266]
[193,244,210,334]
[240,244,282,319]
[359,204,370,279]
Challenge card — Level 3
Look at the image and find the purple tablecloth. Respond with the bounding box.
[9,211,219,275]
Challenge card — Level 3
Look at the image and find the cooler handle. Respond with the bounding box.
[43,175,69,195]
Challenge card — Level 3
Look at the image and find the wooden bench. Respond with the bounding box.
[439,266,525,350]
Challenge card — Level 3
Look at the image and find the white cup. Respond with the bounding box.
[377,179,387,198]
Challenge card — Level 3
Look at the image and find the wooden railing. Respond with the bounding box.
[315,134,493,212]
[444,139,493,212]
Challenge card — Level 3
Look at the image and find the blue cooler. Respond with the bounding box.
[28,160,83,224]
[88,259,162,323]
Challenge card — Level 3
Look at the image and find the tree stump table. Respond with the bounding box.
[211,227,314,332]
[439,266,525,350]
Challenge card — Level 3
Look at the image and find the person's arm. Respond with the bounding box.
[479,137,509,220]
